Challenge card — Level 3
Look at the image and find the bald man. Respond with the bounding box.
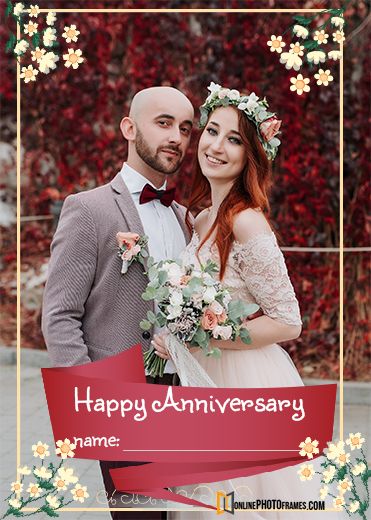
[42,87,194,519]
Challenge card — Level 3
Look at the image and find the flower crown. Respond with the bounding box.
[199,82,282,161]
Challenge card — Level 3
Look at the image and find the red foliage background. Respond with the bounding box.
[0,0,369,381]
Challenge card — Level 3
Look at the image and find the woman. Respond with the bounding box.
[153,84,343,518]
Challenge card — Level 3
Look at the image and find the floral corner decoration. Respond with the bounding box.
[2,439,89,518]
[5,1,84,83]
[297,433,370,518]
[267,3,347,96]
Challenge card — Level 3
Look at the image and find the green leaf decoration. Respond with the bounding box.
[32,32,41,48]
[239,327,252,345]
[228,301,259,322]
[6,0,13,16]
[191,327,208,348]
[146,310,157,324]
[5,33,16,53]
[141,286,157,301]
[206,347,222,358]
[293,16,311,26]
[139,319,151,331]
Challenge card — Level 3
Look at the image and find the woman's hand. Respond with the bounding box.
[151,332,170,360]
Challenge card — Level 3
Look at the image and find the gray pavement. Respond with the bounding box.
[1,352,370,519]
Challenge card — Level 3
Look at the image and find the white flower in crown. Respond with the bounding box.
[307,50,326,64]
[20,65,39,83]
[267,35,286,54]
[14,39,28,55]
[314,69,334,86]
[237,92,259,113]
[63,48,84,69]
[228,89,240,100]
[28,4,40,17]
[31,46,46,63]
[39,52,59,74]
[280,51,302,71]
[331,16,345,28]
[333,30,345,43]
[218,88,230,99]
[46,12,57,26]
[293,24,309,39]
[43,27,57,47]
[13,2,24,17]
[313,30,329,45]
[289,42,304,56]
[328,50,342,61]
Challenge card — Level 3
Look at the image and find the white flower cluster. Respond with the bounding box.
[200,82,281,161]
[6,439,89,515]
[266,12,345,97]
[11,3,84,83]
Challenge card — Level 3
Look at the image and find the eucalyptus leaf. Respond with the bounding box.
[239,327,252,345]
[146,310,157,323]
[139,319,151,331]
[206,347,222,358]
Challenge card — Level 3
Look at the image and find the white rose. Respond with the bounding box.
[228,89,240,100]
[169,290,183,307]
[212,325,232,340]
[218,88,230,99]
[164,263,183,286]
[203,286,217,304]
[222,293,232,306]
[191,292,204,308]
[209,301,224,315]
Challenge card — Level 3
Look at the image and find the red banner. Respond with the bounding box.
[41,345,337,509]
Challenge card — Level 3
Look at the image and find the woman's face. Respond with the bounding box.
[198,106,247,184]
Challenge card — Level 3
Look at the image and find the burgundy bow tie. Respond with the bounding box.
[139,184,176,207]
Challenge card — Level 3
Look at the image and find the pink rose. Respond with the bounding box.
[116,232,140,249]
[217,310,227,324]
[259,116,282,142]
[201,309,218,331]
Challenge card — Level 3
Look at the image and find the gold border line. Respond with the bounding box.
[339,40,344,441]
[17,6,344,514]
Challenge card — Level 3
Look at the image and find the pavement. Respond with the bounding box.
[0,349,370,519]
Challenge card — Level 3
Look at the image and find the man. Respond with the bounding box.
[42,86,195,519]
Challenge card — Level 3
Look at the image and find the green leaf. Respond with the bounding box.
[156,286,169,301]
[158,270,168,285]
[142,286,157,301]
[228,301,259,322]
[32,32,40,48]
[146,310,157,324]
[5,34,16,53]
[293,16,311,26]
[6,0,13,16]
[147,265,159,282]
[139,319,151,331]
[191,327,208,348]
[206,347,222,358]
[239,327,252,345]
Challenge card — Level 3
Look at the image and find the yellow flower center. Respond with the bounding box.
[272,40,281,48]
[31,486,38,494]
[304,443,314,453]
[69,53,79,64]
[76,488,85,497]
[341,482,348,489]
[14,483,21,490]
[57,479,65,487]
[351,437,359,446]
[67,29,76,38]
[318,34,325,41]
[293,45,301,53]
[35,50,42,59]
[296,80,305,90]
[25,69,34,78]
[302,468,311,477]
[320,73,328,82]
[60,443,70,453]
[335,498,343,506]
[36,446,45,455]
[339,453,347,462]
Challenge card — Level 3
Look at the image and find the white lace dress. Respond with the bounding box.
[170,232,344,519]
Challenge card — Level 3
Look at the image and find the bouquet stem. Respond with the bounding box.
[144,347,166,378]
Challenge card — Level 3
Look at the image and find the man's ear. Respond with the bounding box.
[120,117,136,141]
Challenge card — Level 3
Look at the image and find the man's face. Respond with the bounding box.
[134,104,193,175]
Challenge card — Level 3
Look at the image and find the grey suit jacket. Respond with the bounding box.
[41,173,191,367]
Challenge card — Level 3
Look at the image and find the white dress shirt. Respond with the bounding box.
[120,163,186,373]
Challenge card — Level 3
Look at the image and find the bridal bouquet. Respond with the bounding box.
[140,258,259,378]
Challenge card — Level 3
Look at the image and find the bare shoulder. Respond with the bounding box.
[233,208,272,243]
[194,208,210,234]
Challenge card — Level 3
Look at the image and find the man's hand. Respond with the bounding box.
[151,332,170,360]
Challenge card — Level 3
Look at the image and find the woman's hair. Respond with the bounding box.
[186,107,273,280]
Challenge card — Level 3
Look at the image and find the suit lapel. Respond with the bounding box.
[110,173,145,236]
[171,201,192,245]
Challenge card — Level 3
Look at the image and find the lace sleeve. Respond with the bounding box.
[232,232,302,326]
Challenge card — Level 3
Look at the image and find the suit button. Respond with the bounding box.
[142,331,151,340]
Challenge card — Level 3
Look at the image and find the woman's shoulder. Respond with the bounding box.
[233,208,272,244]
[193,208,210,234]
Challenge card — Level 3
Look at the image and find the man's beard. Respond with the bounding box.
[135,128,183,174]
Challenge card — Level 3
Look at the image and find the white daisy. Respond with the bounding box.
[14,39,29,55]
[297,464,315,481]
[280,51,302,71]
[328,50,342,61]
[346,432,365,451]
[307,50,326,64]
[289,42,304,56]
[314,69,334,86]
[267,35,286,54]
[28,4,40,18]
[63,48,84,69]
[333,30,345,43]
[20,65,39,83]
[313,30,329,45]
[39,52,59,74]
[46,12,57,26]
[24,21,38,36]
[290,74,310,95]
[31,47,46,63]
[62,24,80,43]
[293,25,309,39]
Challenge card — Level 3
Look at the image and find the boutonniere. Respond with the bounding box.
[116,232,149,274]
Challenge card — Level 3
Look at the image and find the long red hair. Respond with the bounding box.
[186,108,273,280]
